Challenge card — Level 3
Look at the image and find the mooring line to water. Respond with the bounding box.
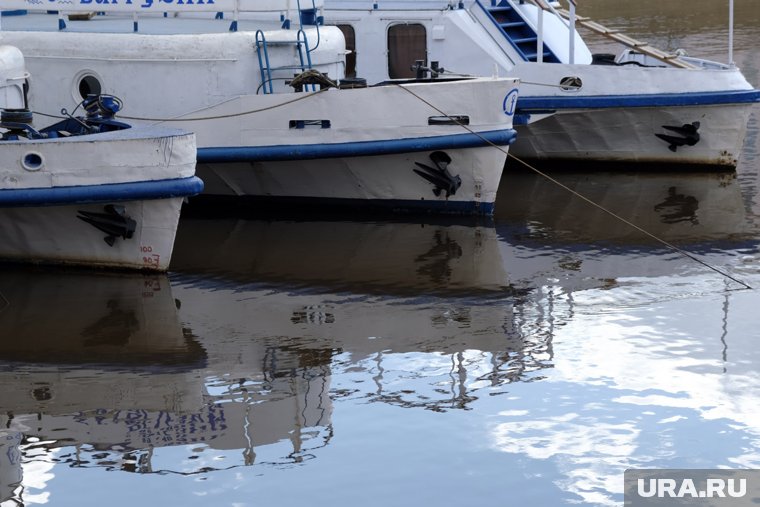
[0,290,9,313]
[27,79,752,290]
[505,155,753,290]
[393,81,753,291]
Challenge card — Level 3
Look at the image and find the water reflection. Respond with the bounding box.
[497,170,753,243]
[484,285,760,506]
[3,3,758,505]
[0,269,334,505]
[170,217,556,412]
[1,166,759,505]
[170,216,510,294]
[653,186,700,225]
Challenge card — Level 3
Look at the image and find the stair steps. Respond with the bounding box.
[482,0,561,63]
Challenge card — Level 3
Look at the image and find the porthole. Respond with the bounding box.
[78,74,102,99]
[21,152,44,171]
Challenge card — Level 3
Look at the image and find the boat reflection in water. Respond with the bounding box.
[170,215,553,409]
[498,170,752,242]
[494,169,757,294]
[1,169,758,505]
[171,214,512,294]
[0,268,334,504]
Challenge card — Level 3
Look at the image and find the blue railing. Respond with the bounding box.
[476,0,560,63]
[255,29,315,95]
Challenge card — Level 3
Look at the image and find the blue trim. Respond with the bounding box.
[516,89,760,111]
[197,129,516,163]
[0,176,204,208]
[1,10,27,16]
[513,113,532,125]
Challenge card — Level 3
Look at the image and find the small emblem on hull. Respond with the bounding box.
[503,88,519,116]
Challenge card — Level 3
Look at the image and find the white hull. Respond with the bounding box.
[0,16,518,214]
[186,78,516,212]
[1,124,201,270]
[512,103,752,168]
[509,62,757,168]
[320,0,760,168]
[199,145,507,213]
[0,197,185,270]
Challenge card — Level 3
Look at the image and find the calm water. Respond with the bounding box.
[3,3,760,506]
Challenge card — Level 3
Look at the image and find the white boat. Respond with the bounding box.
[318,0,760,169]
[0,1,520,215]
[0,45,203,271]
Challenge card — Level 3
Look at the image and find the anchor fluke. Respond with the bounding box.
[413,151,462,198]
[656,121,701,152]
[77,204,137,246]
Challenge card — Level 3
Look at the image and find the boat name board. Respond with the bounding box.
[7,0,319,13]
[12,0,227,12]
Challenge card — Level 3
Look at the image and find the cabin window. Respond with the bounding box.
[78,74,102,100]
[387,24,427,79]
[337,24,357,78]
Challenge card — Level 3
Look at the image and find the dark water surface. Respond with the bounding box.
[2,3,760,506]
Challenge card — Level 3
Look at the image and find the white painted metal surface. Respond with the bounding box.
[2,0,324,14]
[1,46,199,270]
[0,128,198,270]
[0,197,184,270]
[0,45,26,109]
[0,11,519,213]
[320,0,759,169]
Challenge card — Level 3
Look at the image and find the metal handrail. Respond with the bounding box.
[255,28,315,94]
[255,30,275,94]
[296,0,322,52]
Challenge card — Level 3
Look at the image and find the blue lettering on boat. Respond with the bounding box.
[74,0,215,7]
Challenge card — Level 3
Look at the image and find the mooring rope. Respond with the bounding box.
[31,75,573,124]
[392,81,753,291]
[30,76,571,125]
[26,79,753,290]
[33,86,333,123]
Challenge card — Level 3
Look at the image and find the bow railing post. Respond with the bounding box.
[567,0,576,64]
[535,0,550,63]
[728,0,735,66]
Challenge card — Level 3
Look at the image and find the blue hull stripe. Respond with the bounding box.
[517,89,760,111]
[196,129,516,163]
[0,176,204,208]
